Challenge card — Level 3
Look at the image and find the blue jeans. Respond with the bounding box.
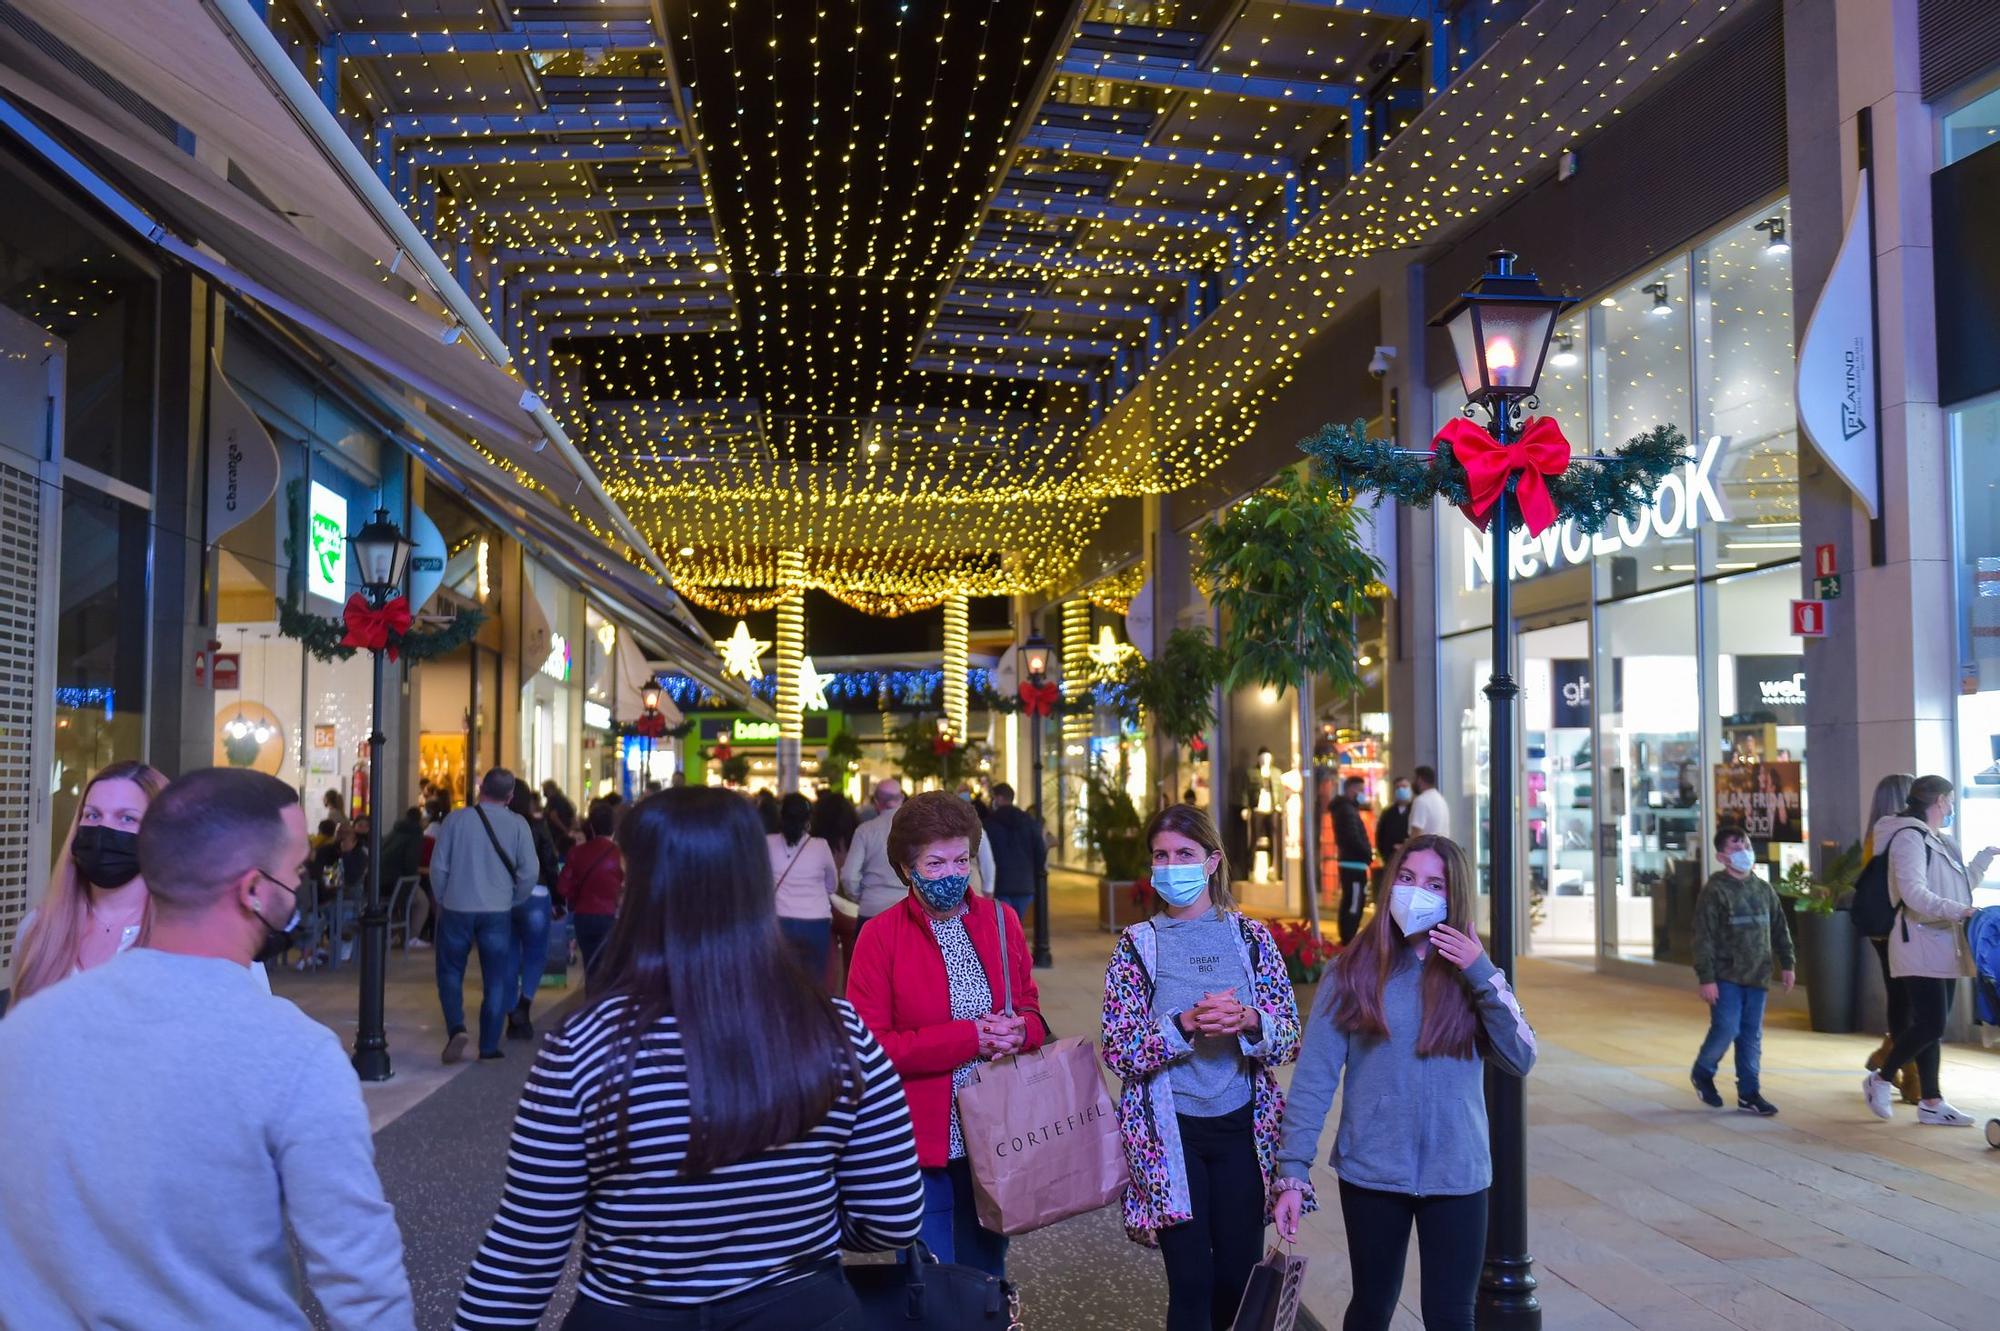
[1693,979,1766,1095]
[573,912,615,976]
[509,894,552,1013]
[997,894,1034,934]
[436,909,514,1055]
[907,1157,1007,1279]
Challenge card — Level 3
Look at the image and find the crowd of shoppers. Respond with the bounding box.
[16,744,2000,1331]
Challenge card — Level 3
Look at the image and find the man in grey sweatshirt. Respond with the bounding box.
[0,768,414,1331]
[427,767,539,1061]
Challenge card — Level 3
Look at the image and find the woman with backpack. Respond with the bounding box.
[1859,774,1919,1103]
[1861,775,2000,1126]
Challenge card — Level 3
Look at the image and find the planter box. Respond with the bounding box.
[1796,908,1858,1034]
[1100,879,1155,931]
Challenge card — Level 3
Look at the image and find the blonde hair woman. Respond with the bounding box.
[10,761,170,1004]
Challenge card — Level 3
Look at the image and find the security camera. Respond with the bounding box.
[1368,346,1396,380]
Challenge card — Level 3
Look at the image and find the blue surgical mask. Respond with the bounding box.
[1393,785,1412,804]
[1151,862,1210,908]
[1941,809,1955,831]
[908,869,970,912]
[1725,848,1755,874]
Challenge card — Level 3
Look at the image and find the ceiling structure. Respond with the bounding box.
[265,0,1740,617]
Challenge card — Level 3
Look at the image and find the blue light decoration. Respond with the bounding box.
[55,686,116,721]
[658,666,1138,718]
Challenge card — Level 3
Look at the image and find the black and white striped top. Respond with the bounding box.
[451,997,923,1329]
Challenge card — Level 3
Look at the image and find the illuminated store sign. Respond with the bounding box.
[1461,434,1729,590]
[733,718,781,742]
[584,700,612,730]
[541,634,573,682]
[307,481,347,602]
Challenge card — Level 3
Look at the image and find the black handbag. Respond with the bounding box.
[845,1243,1020,1329]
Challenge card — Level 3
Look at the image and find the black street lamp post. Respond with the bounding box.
[640,680,663,792]
[1023,630,1053,968]
[1431,250,1570,1331]
[349,507,414,1084]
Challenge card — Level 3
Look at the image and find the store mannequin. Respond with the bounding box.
[1240,747,1280,883]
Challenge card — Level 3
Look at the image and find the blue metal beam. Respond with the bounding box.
[330,30,663,58]
[1020,126,1291,177]
[927,330,1121,358]
[471,189,706,217]
[990,188,1241,236]
[942,290,1156,322]
[495,238,719,266]
[510,270,725,292]
[1256,0,1433,16]
[529,292,734,316]
[912,357,1095,386]
[381,111,681,137]
[1057,53,1359,108]
[540,318,731,338]
[965,243,1187,278]
[402,140,684,168]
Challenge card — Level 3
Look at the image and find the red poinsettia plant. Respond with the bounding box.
[1267,919,1341,985]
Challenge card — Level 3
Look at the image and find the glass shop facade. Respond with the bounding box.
[1432,200,1807,969]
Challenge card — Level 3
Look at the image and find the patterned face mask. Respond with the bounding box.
[909,869,970,912]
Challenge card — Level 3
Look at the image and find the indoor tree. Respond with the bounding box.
[1194,466,1384,926]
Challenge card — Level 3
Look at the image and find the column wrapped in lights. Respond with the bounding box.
[775,550,807,793]
[1059,599,1093,858]
[941,595,969,741]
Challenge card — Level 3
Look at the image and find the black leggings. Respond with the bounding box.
[1338,1180,1487,1331]
[1868,938,1911,1038]
[1878,976,1957,1101]
[1157,1104,1266,1331]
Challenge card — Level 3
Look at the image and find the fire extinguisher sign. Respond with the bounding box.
[1791,599,1828,638]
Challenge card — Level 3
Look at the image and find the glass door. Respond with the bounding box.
[1520,621,1596,957]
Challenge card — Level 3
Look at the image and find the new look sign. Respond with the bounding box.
[1460,433,1729,591]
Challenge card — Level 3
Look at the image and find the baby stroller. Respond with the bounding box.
[1971,907,2000,1148]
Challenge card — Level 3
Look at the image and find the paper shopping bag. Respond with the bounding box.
[955,1036,1129,1236]
[1232,1245,1309,1331]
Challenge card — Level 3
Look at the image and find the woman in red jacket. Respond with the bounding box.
[555,798,624,975]
[847,790,1046,1277]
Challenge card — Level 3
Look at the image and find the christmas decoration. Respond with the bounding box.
[340,594,413,661]
[277,596,485,666]
[796,656,831,712]
[715,621,771,682]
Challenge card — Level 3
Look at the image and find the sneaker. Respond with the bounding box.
[1737,1093,1779,1117]
[478,1049,506,1062]
[1917,1100,1975,1127]
[1862,1072,1895,1120]
[1691,1070,1723,1108]
[508,1008,534,1041]
[407,938,432,951]
[443,1029,469,1065]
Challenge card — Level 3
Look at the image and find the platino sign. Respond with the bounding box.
[1796,172,1879,516]
[1462,434,1729,590]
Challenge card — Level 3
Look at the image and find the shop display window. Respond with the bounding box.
[53,486,150,840]
[1591,256,1694,598]
[1953,394,2000,884]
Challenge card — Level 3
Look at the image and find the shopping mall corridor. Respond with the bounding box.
[288,876,2000,1331]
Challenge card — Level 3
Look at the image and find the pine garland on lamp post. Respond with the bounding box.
[1305,250,1685,1331]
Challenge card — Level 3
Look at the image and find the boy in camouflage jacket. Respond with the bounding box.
[1690,822,1796,1116]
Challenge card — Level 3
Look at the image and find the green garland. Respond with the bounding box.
[977,685,1093,718]
[1299,418,1689,535]
[277,596,487,666]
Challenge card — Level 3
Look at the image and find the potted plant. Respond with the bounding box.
[1267,918,1340,991]
[1087,767,1149,929]
[1777,840,1865,1033]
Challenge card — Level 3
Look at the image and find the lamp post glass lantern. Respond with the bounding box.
[346,507,413,1083]
[1022,628,1052,968]
[1431,248,1572,1331]
[641,679,662,790]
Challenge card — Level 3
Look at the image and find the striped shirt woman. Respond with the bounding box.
[454,787,923,1331]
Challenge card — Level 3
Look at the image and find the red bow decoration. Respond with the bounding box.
[711,742,733,762]
[931,734,958,757]
[340,594,413,661]
[631,712,667,739]
[1018,680,1061,718]
[1434,415,1574,537]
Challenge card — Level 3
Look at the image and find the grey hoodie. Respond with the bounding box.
[1276,951,1535,1198]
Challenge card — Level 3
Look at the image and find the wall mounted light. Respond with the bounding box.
[1642,281,1672,318]
[1549,331,1579,369]
[1755,215,1789,259]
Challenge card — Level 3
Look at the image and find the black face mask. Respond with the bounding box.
[72,826,141,890]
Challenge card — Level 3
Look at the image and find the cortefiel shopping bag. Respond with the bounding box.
[955,1035,1129,1235]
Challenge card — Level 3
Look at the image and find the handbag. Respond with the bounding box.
[1231,1244,1309,1331]
[845,1242,1021,1329]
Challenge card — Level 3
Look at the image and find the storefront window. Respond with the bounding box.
[1597,584,1701,964]
[1942,82,2000,166]
[1710,564,1809,882]
[53,485,149,839]
[1953,394,2000,874]
[1695,206,1798,576]
[1593,256,1694,597]
[521,558,580,799]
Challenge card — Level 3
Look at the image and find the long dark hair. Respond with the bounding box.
[1323,834,1480,1059]
[589,787,859,1174]
[779,792,813,847]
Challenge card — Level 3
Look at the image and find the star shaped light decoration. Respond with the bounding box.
[796,655,831,712]
[715,620,771,682]
[1087,625,1136,674]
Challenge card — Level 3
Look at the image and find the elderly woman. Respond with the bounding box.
[847,790,1046,1278]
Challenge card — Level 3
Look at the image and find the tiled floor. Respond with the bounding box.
[288,875,2000,1329]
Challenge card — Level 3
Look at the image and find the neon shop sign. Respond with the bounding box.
[1461,434,1730,591]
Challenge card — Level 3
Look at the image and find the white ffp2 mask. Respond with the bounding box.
[1389,884,1448,937]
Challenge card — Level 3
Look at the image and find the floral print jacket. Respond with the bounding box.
[1100,911,1303,1246]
